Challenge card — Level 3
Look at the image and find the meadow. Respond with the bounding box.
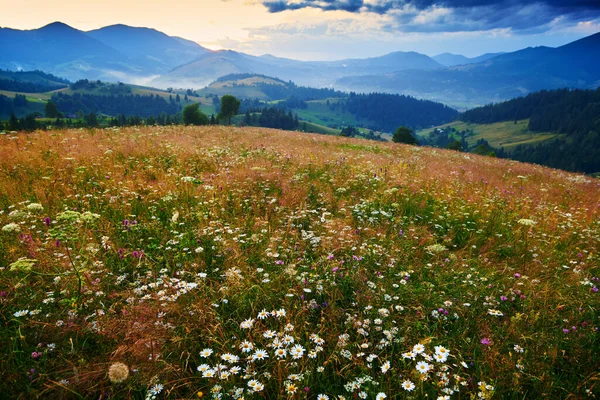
[416,120,559,151]
[0,126,599,399]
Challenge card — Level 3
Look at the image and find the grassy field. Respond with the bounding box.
[1,126,599,399]
[301,121,341,135]
[417,119,560,150]
[293,99,363,129]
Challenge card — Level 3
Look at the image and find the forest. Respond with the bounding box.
[460,88,600,173]
[0,69,69,93]
[51,92,182,118]
[342,92,459,132]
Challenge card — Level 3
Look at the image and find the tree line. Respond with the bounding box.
[460,88,600,173]
[51,92,182,118]
[341,92,459,132]
[0,69,69,93]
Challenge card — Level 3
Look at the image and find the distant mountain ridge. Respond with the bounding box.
[432,52,505,67]
[0,22,210,81]
[151,48,444,89]
[0,21,598,108]
[337,33,600,108]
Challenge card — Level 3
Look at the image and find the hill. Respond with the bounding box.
[0,22,210,83]
[459,88,600,173]
[432,52,504,67]
[151,50,443,89]
[0,22,134,81]
[416,119,559,151]
[87,24,209,72]
[1,126,599,398]
[0,69,69,93]
[336,32,600,109]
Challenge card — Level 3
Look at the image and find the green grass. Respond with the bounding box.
[417,119,560,150]
[300,121,341,135]
[292,99,363,128]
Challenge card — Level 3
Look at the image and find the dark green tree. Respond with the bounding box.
[218,95,241,125]
[85,112,99,127]
[182,103,208,126]
[45,101,59,118]
[392,126,418,145]
[8,112,20,131]
[447,140,463,151]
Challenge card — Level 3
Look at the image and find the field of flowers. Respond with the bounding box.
[1,126,599,399]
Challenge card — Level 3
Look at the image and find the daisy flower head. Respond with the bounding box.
[416,361,432,374]
[197,364,211,372]
[200,348,213,358]
[253,382,264,392]
[413,343,425,354]
[290,344,305,359]
[239,340,254,353]
[402,380,416,391]
[149,384,163,395]
[381,361,391,373]
[263,330,276,339]
[221,353,239,363]
[514,344,524,353]
[240,318,255,329]
[274,348,287,359]
[317,395,329,400]
[252,349,269,361]
[376,393,387,400]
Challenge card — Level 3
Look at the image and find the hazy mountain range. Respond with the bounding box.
[1,22,599,107]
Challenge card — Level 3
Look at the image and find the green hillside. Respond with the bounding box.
[417,119,559,150]
[292,99,362,128]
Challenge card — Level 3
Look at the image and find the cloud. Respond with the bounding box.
[259,0,600,33]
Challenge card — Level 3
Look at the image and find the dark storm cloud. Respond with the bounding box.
[261,0,600,32]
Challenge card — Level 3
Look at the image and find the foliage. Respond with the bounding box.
[182,103,209,126]
[0,69,69,93]
[343,92,459,132]
[218,95,241,125]
[51,92,181,118]
[392,126,418,145]
[45,101,59,118]
[460,88,600,173]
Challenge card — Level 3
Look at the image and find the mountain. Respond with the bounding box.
[86,24,209,72]
[0,22,210,83]
[152,49,443,89]
[432,53,470,67]
[433,52,504,67]
[0,22,132,80]
[337,32,600,109]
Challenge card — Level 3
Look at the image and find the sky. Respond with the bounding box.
[0,0,599,60]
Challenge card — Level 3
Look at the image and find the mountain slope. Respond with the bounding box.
[433,52,505,67]
[87,24,209,72]
[0,22,126,71]
[152,49,444,89]
[336,32,600,109]
[432,53,471,67]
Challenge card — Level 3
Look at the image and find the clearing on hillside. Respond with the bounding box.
[417,119,559,150]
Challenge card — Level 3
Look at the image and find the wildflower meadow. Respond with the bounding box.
[0,126,599,399]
